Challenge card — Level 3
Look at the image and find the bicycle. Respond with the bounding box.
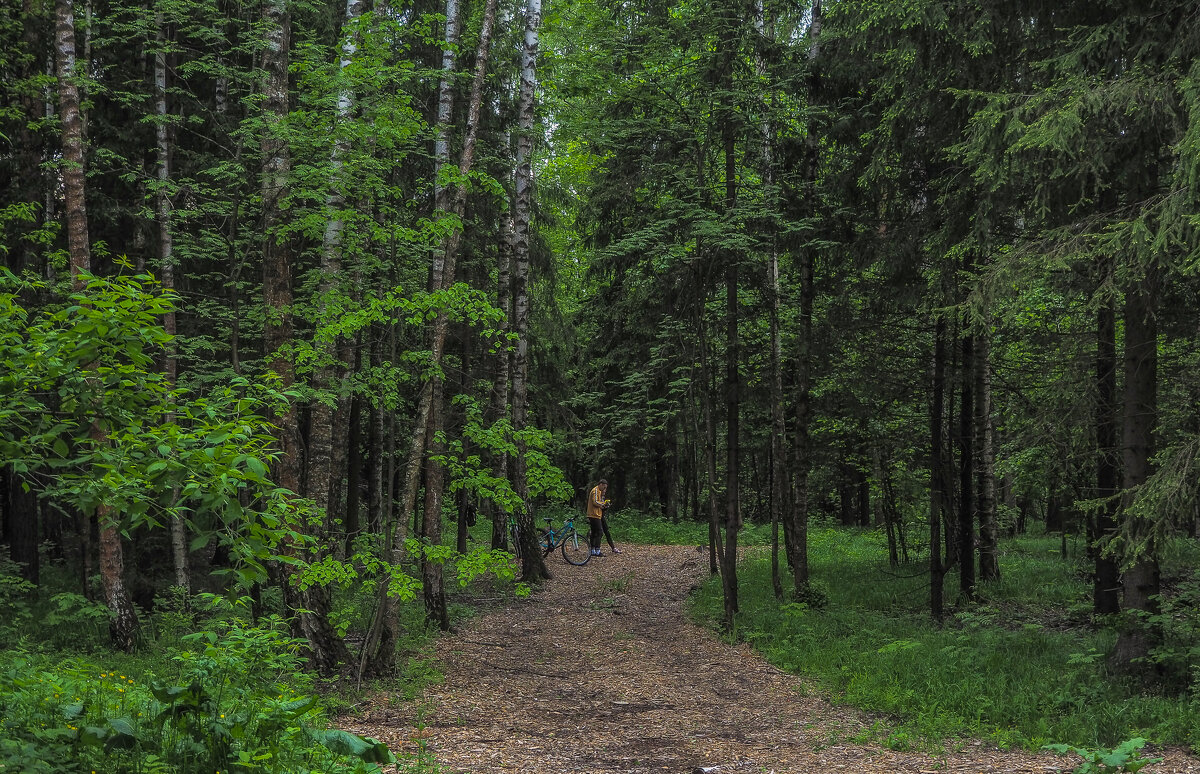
[537,516,591,566]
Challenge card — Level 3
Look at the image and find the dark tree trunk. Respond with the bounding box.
[421,391,451,630]
[329,336,357,556]
[783,0,819,595]
[880,453,898,567]
[718,44,741,623]
[770,446,783,600]
[942,319,960,573]
[721,257,740,628]
[1093,300,1121,615]
[1113,268,1160,667]
[929,316,947,622]
[489,215,513,551]
[697,312,723,575]
[455,327,473,555]
[343,390,363,552]
[666,418,680,521]
[976,328,999,581]
[958,328,976,600]
[787,239,814,593]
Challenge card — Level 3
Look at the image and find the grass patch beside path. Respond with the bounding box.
[689,526,1200,754]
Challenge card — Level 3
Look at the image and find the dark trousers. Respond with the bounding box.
[589,515,616,551]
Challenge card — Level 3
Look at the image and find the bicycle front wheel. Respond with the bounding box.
[561,529,591,566]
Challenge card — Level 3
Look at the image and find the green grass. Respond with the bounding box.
[690,525,1200,753]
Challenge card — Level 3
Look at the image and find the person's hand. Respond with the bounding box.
[602,499,611,510]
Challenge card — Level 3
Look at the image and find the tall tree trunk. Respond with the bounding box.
[1112,267,1160,667]
[929,316,946,622]
[419,0,498,626]
[511,0,549,581]
[260,0,347,676]
[975,325,999,581]
[307,0,365,563]
[489,215,513,550]
[57,0,139,651]
[719,83,740,626]
[664,418,680,521]
[957,323,975,600]
[721,255,740,627]
[329,334,357,556]
[152,10,189,594]
[344,388,363,553]
[756,0,784,602]
[856,461,870,526]
[942,318,960,572]
[696,318,723,575]
[456,326,473,554]
[1093,298,1120,614]
[784,0,820,596]
[421,392,451,630]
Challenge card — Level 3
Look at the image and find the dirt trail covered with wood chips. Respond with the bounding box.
[342,545,1198,773]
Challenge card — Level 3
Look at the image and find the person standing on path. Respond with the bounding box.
[586,479,622,556]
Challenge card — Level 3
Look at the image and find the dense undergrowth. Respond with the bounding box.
[0,542,508,774]
[668,520,1200,755]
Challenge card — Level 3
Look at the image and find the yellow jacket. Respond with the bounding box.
[586,486,606,519]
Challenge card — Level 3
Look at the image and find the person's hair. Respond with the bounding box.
[598,479,608,485]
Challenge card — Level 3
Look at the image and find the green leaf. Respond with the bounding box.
[313,729,396,763]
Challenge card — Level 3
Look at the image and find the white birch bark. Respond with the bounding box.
[153,11,189,592]
[306,0,365,538]
[510,0,547,581]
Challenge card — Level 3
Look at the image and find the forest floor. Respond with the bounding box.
[341,545,1200,773]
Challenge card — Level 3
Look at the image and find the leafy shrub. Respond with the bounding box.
[0,596,395,773]
[1043,737,1163,773]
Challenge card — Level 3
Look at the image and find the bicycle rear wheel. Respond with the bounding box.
[561,529,591,566]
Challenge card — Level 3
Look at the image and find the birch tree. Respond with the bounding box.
[511,0,550,582]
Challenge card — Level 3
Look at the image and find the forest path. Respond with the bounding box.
[343,545,1196,773]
